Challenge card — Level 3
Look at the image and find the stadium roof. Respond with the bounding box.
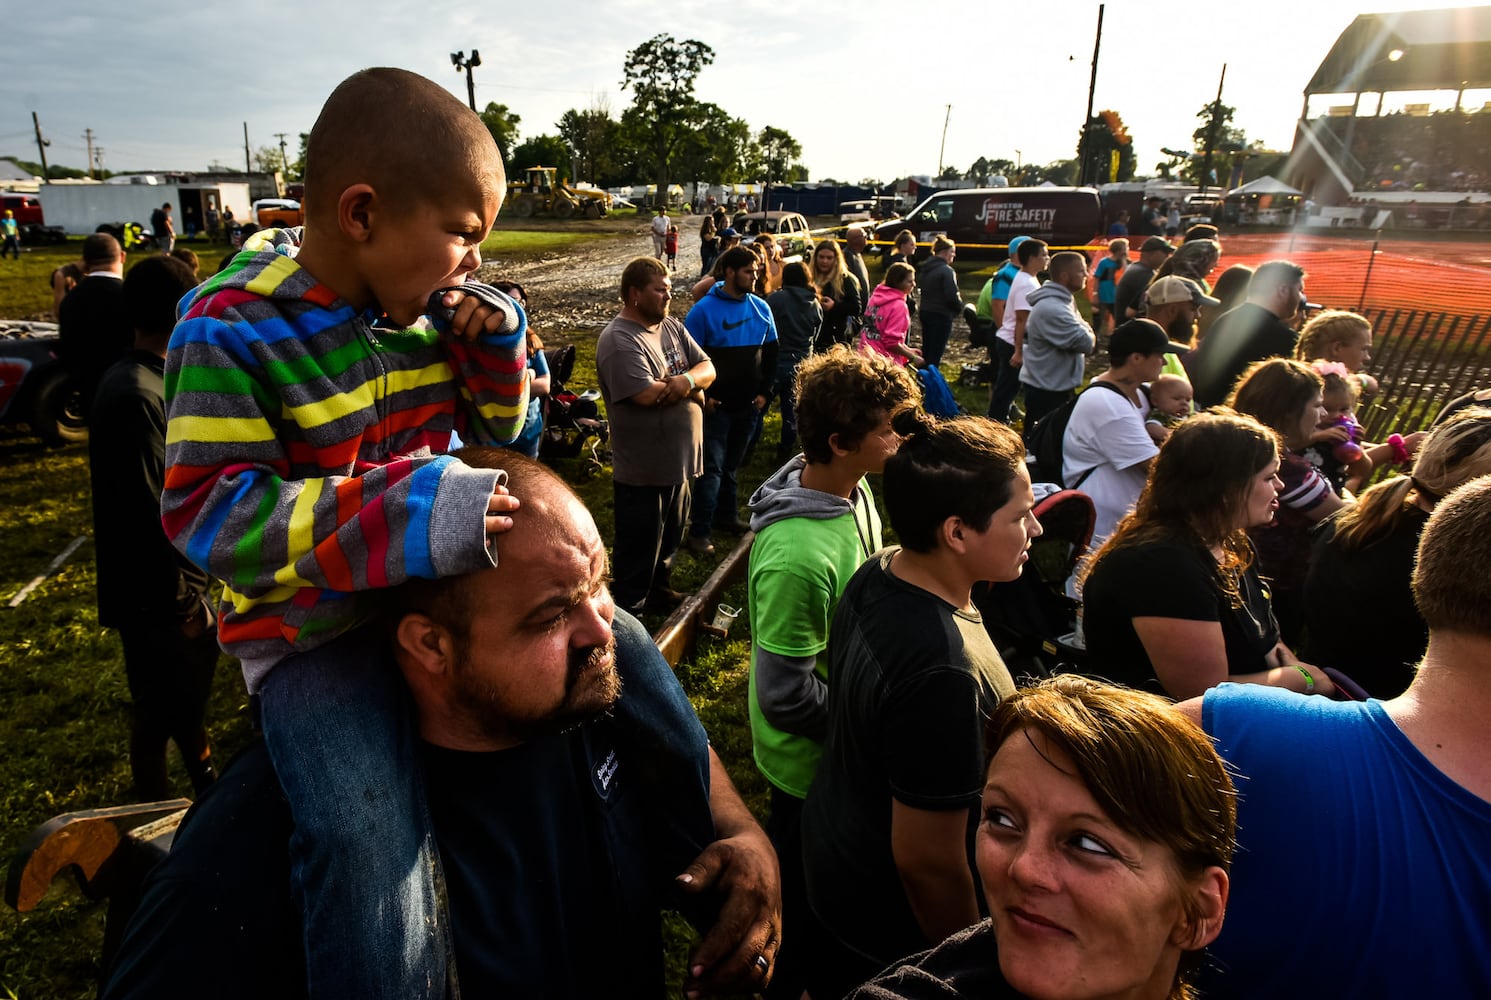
[1306,6,1491,94]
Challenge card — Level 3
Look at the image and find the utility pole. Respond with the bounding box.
[93,147,106,175]
[31,112,51,180]
[1077,4,1105,186]
[274,132,290,174]
[451,50,482,112]
[1198,63,1228,197]
[243,122,252,173]
[83,129,96,180]
[937,104,952,178]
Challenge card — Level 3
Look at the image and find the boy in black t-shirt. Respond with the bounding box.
[801,412,1036,999]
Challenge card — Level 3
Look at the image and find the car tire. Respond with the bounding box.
[29,369,88,446]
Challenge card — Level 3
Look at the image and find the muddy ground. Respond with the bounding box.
[477,214,991,371]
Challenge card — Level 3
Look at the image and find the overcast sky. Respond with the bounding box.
[1,1,1479,185]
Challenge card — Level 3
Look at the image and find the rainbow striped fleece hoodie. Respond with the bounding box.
[161,230,529,691]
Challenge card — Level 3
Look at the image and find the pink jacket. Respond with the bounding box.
[859,283,912,364]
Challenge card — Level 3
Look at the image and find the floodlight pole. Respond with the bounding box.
[452,50,481,112]
[1198,63,1227,198]
[1077,3,1105,186]
[937,105,952,178]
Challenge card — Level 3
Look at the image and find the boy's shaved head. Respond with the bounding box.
[305,67,504,222]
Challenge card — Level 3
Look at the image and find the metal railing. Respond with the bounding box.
[1356,308,1491,440]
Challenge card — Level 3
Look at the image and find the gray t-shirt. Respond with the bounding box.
[596,314,707,486]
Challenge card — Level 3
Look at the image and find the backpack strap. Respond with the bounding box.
[1066,380,1146,488]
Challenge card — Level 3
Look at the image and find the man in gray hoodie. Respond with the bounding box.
[1018,251,1096,432]
[914,236,963,367]
[744,345,920,998]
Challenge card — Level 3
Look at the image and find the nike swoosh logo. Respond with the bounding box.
[722,319,747,330]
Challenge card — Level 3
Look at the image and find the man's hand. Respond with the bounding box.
[752,394,768,412]
[654,373,692,407]
[485,482,520,535]
[675,828,782,999]
[1010,348,1023,368]
[440,288,509,342]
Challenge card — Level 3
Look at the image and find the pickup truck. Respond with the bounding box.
[252,198,303,229]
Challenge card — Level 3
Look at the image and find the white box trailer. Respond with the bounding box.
[38,181,252,237]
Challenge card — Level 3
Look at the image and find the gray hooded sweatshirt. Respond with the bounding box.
[745,457,881,749]
[1019,281,1095,391]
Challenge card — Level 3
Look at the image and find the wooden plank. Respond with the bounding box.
[6,535,88,608]
[5,800,190,912]
[652,533,755,667]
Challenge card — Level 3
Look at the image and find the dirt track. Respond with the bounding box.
[475,214,992,371]
[474,216,662,334]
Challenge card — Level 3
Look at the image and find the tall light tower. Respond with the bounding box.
[451,50,482,112]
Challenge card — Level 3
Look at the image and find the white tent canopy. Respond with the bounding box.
[1226,176,1303,198]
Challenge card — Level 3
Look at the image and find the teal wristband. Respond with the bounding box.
[684,371,696,390]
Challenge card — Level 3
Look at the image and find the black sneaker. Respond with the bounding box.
[647,587,687,612]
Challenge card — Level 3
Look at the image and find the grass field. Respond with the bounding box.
[0,228,607,321]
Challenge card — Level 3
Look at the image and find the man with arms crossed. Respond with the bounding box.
[597,257,717,613]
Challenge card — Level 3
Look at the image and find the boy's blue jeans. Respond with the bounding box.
[258,624,450,999]
[256,607,676,998]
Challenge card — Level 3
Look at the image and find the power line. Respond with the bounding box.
[476,78,602,96]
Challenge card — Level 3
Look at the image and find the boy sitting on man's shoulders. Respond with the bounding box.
[162,67,528,997]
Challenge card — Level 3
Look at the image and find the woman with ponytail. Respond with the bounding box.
[1303,407,1491,696]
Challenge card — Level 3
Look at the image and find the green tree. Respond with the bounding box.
[750,125,803,210]
[557,103,620,186]
[4,156,88,179]
[479,102,523,166]
[967,157,1015,185]
[510,134,571,177]
[672,105,748,188]
[750,126,802,182]
[1185,99,1243,189]
[937,163,963,181]
[1078,109,1135,185]
[1028,159,1078,186]
[285,132,309,182]
[253,145,283,174]
[620,34,716,207]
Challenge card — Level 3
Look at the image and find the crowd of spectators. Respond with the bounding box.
[1330,110,1491,195]
[55,65,1490,1000]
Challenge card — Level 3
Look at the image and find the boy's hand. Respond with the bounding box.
[440,288,509,342]
[486,483,520,535]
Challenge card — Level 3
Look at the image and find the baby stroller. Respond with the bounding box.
[972,488,1095,682]
[538,343,610,476]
